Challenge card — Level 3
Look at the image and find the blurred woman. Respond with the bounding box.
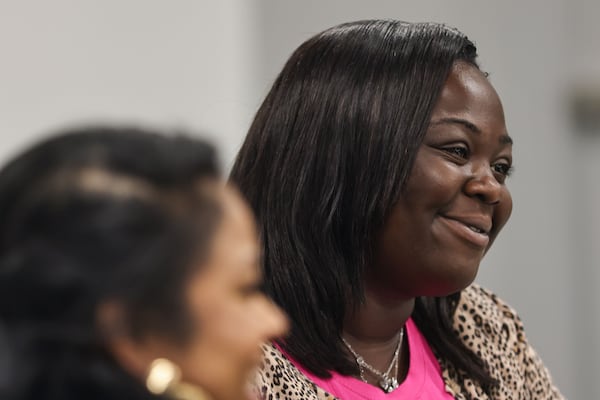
[231,20,563,399]
[0,126,288,400]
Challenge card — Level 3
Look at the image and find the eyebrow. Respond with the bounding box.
[430,117,513,145]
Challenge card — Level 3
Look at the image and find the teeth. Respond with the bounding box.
[469,226,484,234]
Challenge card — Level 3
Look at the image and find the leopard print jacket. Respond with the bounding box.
[255,284,563,400]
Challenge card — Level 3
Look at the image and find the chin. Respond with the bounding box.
[422,264,480,297]
[447,267,479,294]
[216,374,256,400]
[209,387,251,400]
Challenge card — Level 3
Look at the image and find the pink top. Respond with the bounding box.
[279,318,455,399]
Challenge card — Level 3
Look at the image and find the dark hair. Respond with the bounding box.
[230,19,496,393]
[0,126,222,399]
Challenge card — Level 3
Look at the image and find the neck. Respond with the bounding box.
[342,286,414,384]
[344,285,414,342]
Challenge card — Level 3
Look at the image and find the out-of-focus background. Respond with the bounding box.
[0,1,597,397]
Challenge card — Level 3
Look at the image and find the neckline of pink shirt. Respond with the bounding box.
[276,317,453,399]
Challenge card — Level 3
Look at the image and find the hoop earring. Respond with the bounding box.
[146,358,212,400]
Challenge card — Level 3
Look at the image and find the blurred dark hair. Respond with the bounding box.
[0,126,222,399]
[230,19,496,394]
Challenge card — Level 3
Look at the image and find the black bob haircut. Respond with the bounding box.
[0,126,221,399]
[230,19,496,393]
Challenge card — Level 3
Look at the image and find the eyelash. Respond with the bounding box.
[442,145,469,160]
[493,163,513,176]
[241,282,264,297]
[440,146,513,180]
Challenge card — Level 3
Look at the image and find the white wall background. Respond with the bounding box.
[565,0,600,396]
[0,0,260,170]
[1,1,598,398]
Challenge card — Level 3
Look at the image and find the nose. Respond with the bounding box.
[463,165,502,205]
[258,296,290,340]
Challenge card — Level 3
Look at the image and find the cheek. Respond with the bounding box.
[189,292,260,361]
[202,299,267,351]
[375,160,465,263]
[185,291,283,370]
[175,296,262,399]
[405,157,464,211]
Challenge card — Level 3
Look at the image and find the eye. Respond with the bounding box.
[240,282,263,297]
[492,162,514,182]
[441,145,469,160]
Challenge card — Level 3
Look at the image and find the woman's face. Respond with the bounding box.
[169,186,288,400]
[370,62,513,298]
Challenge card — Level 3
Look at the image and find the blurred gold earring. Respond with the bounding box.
[146,358,211,400]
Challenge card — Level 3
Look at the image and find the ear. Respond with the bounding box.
[96,301,165,381]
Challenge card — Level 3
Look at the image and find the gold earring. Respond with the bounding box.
[146,358,212,400]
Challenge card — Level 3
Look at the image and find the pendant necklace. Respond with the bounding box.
[341,327,404,393]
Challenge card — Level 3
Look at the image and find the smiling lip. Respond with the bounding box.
[438,215,491,248]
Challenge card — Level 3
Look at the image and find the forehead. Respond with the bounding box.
[203,186,259,278]
[433,62,506,124]
[218,186,257,242]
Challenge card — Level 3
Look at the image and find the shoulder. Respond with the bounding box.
[451,284,563,399]
[254,343,336,400]
[457,283,521,327]
[454,283,528,366]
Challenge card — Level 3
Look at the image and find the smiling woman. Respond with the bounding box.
[230,20,563,400]
[374,62,514,298]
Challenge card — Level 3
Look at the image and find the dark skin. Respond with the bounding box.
[343,61,514,386]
